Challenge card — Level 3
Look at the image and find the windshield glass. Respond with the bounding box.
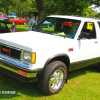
[0,21,7,29]
[33,17,81,39]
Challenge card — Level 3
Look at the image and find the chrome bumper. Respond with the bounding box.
[0,56,38,82]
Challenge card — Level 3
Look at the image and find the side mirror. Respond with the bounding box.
[78,32,91,40]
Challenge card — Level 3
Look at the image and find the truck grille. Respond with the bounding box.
[0,44,21,60]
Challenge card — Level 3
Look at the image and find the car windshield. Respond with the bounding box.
[0,21,7,29]
[33,17,81,39]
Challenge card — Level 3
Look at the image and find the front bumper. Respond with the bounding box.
[0,57,38,82]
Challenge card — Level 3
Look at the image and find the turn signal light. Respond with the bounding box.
[18,70,27,76]
[31,53,36,63]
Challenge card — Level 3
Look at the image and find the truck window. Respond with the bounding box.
[33,17,81,39]
[81,22,96,39]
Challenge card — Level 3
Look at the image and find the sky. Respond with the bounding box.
[89,4,100,13]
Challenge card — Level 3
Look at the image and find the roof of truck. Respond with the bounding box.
[47,15,100,22]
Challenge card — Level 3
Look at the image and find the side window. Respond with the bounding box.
[81,22,96,39]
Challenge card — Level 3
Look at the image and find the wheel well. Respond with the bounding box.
[44,55,70,71]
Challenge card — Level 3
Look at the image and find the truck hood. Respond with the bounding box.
[0,31,74,51]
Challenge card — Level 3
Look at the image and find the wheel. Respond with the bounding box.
[12,21,15,25]
[23,22,27,25]
[38,61,67,95]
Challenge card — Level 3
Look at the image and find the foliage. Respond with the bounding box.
[10,0,37,17]
[0,0,38,17]
[0,0,99,20]
[0,0,15,14]
[95,12,100,18]
[82,8,97,17]
[89,0,100,5]
[44,0,90,17]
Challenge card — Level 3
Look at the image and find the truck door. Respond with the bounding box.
[73,22,99,62]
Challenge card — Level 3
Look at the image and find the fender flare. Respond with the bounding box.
[43,53,70,70]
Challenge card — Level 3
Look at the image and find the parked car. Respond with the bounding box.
[43,21,53,28]
[3,17,10,24]
[0,20,10,33]
[0,15,10,24]
[9,17,28,25]
[34,21,53,28]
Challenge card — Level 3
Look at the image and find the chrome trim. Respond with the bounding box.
[20,50,24,61]
[0,56,37,78]
[0,57,29,69]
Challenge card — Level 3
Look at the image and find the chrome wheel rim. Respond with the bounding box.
[49,69,64,90]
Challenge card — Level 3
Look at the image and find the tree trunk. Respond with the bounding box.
[7,0,9,16]
[37,0,45,23]
[7,7,9,16]
[26,6,28,17]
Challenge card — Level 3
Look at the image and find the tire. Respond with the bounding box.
[12,21,15,25]
[38,61,67,95]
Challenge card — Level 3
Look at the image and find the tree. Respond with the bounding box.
[89,0,100,5]
[82,8,97,17]
[37,0,45,23]
[95,12,100,18]
[0,0,92,22]
[10,0,37,17]
[43,0,90,16]
[0,0,15,15]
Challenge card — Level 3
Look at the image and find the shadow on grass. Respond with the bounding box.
[68,65,98,80]
[0,65,99,99]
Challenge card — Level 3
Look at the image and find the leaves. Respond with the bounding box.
[44,0,91,16]
[83,8,97,17]
[0,0,98,20]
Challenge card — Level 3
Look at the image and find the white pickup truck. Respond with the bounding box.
[0,15,100,95]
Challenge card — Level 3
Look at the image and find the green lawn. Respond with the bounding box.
[7,24,28,32]
[0,66,100,100]
[0,24,100,100]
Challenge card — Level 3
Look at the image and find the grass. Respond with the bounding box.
[7,24,28,32]
[42,26,54,31]
[0,24,100,100]
[0,66,100,100]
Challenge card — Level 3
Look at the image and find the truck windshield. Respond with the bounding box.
[33,17,81,39]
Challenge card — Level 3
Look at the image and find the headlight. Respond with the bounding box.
[24,51,31,62]
[21,51,36,63]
